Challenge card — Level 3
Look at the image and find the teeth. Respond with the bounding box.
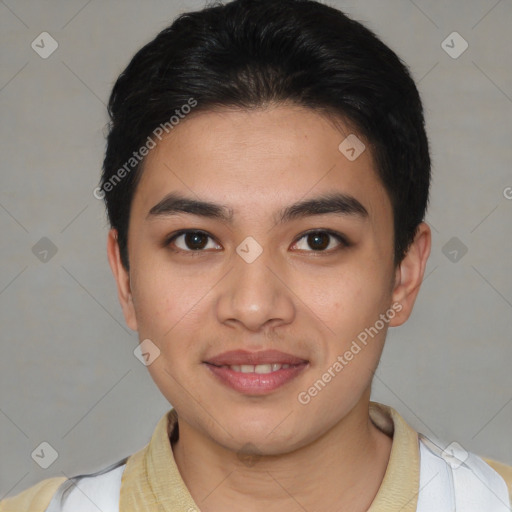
[255,364,272,374]
[224,363,292,373]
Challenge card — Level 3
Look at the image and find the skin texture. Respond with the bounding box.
[107,105,431,511]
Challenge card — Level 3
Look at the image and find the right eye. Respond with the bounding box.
[165,230,222,254]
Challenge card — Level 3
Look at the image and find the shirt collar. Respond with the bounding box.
[119,401,419,511]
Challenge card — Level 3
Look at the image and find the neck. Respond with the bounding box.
[172,394,392,512]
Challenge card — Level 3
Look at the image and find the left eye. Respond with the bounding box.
[292,231,348,252]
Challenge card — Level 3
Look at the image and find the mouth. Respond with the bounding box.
[203,350,309,395]
[208,362,298,373]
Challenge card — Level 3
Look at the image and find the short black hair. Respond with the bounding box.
[100,0,431,271]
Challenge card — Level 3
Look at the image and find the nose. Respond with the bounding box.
[215,247,296,333]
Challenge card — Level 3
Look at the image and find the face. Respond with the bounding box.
[108,105,430,455]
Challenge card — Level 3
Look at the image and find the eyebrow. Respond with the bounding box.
[146,191,368,224]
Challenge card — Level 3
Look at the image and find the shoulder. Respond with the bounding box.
[483,457,512,502]
[0,458,128,512]
[417,433,512,508]
[59,460,126,512]
[0,477,67,512]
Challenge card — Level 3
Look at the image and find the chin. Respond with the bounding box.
[221,416,307,452]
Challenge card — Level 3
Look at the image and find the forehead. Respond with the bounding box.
[132,105,391,226]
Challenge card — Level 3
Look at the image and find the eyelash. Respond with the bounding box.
[164,229,350,257]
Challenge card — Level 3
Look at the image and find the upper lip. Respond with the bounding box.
[205,349,308,366]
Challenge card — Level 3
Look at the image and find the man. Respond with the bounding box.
[2,0,511,510]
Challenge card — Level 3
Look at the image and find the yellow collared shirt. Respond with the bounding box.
[2,402,511,511]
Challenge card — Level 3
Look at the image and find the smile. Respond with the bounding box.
[204,361,308,395]
[215,363,293,374]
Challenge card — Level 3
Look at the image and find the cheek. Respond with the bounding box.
[132,262,193,319]
[130,269,181,348]
[306,264,391,323]
[130,263,217,361]
[306,272,392,378]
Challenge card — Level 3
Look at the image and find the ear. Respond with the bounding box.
[389,222,431,327]
[107,228,138,332]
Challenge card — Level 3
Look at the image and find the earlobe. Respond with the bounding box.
[106,229,138,332]
[389,222,431,327]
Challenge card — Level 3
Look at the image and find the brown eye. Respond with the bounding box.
[166,230,221,253]
[293,230,349,252]
[307,232,330,250]
[182,232,209,250]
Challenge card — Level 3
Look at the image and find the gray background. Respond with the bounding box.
[1,0,511,499]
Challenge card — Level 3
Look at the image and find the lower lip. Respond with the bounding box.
[204,363,308,395]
